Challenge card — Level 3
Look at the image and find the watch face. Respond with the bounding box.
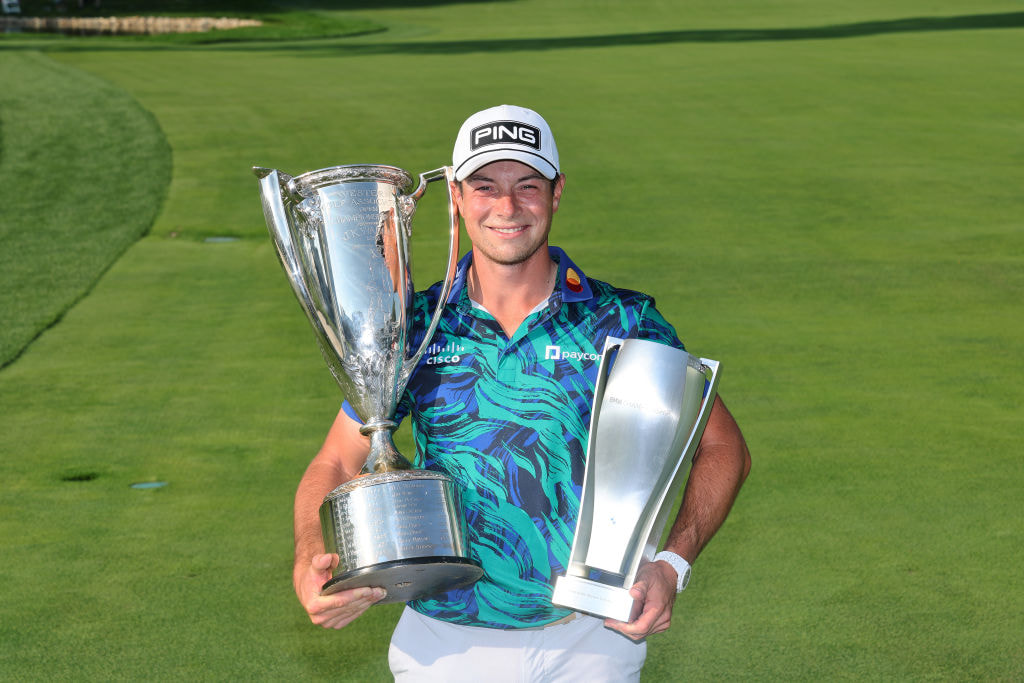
[679,567,691,590]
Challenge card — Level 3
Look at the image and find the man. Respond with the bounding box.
[293,105,751,681]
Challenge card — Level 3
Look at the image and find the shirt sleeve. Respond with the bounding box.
[341,398,411,425]
[340,399,362,424]
[635,297,686,351]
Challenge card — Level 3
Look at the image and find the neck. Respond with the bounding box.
[467,248,557,336]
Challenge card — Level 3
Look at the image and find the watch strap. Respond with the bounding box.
[653,550,692,593]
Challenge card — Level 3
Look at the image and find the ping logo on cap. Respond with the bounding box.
[470,121,541,151]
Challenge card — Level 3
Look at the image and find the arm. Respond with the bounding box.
[293,406,386,629]
[606,395,751,639]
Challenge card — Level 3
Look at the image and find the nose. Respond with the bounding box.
[494,190,518,217]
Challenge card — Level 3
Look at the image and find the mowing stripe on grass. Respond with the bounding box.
[0,51,171,367]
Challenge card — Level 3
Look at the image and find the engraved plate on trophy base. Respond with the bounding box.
[319,471,483,602]
[551,575,637,623]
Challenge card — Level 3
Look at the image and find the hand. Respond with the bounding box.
[603,560,678,640]
[294,553,387,629]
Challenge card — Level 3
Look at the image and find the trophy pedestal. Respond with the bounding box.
[322,556,482,603]
[551,575,638,622]
[319,471,483,603]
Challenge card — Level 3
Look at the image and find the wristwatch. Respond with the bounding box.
[653,551,692,593]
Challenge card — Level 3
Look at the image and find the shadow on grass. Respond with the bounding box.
[2,10,1021,52]
[324,11,1024,53]
[286,0,515,6]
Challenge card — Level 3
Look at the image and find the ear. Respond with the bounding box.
[551,174,566,213]
[451,180,465,213]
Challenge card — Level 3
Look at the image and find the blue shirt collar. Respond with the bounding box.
[446,245,593,306]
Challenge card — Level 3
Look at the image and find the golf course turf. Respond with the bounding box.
[1,1,1021,679]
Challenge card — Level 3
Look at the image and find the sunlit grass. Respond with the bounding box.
[1,0,1022,679]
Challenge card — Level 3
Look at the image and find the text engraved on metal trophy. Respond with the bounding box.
[606,395,673,418]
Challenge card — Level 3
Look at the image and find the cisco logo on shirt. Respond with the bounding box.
[425,342,466,365]
[544,345,601,362]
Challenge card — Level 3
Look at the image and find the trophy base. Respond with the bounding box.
[551,575,639,622]
[321,556,483,603]
[319,470,483,604]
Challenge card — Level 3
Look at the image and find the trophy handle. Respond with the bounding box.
[254,167,318,325]
[255,166,355,391]
[399,166,461,385]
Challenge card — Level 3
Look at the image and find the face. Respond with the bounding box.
[454,160,565,269]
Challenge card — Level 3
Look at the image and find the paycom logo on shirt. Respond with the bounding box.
[544,345,601,362]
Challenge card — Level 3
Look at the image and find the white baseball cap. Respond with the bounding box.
[452,105,560,181]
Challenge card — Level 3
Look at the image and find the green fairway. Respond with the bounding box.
[1,1,1022,679]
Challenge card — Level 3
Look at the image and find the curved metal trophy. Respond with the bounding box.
[254,163,483,603]
[551,337,720,621]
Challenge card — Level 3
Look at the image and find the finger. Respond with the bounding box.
[636,593,674,636]
[604,618,649,641]
[605,614,668,640]
[315,597,375,629]
[603,584,670,640]
[311,553,340,573]
[315,585,385,611]
[307,586,387,627]
[603,607,654,640]
[305,554,340,599]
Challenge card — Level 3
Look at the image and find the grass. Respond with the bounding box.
[0,51,170,367]
[0,238,403,678]
[1,0,1022,679]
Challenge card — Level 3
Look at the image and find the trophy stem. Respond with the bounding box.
[360,422,413,474]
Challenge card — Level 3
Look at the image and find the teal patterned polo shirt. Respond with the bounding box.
[345,246,683,628]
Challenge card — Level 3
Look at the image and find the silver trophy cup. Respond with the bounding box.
[551,337,720,621]
[255,164,483,602]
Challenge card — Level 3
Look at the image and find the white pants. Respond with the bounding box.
[389,606,646,682]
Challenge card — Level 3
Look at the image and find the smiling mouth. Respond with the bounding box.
[490,225,528,235]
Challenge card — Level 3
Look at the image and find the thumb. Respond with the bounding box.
[311,553,339,574]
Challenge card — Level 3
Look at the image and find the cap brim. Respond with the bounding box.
[454,148,558,181]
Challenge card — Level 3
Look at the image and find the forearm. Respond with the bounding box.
[663,397,751,562]
[293,409,371,580]
[292,441,386,627]
[293,457,349,573]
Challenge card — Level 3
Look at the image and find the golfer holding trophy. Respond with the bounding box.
[264,105,750,681]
